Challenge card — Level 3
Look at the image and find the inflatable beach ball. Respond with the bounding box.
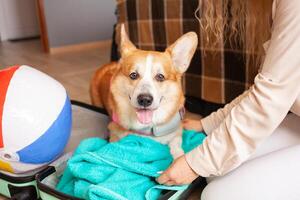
[0,65,72,173]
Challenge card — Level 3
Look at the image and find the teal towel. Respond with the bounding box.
[57,130,206,200]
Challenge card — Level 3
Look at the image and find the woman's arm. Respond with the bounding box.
[201,89,250,134]
[183,90,249,133]
[185,0,300,177]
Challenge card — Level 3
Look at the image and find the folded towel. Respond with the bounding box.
[57,130,206,200]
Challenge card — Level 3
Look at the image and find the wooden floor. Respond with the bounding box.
[0,39,202,199]
[0,39,111,104]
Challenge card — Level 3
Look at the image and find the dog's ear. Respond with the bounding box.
[166,32,198,73]
[120,24,137,57]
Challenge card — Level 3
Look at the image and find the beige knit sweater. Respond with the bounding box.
[185,0,300,177]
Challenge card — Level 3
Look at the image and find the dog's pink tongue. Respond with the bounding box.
[136,110,153,124]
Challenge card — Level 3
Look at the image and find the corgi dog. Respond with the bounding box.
[90,24,198,158]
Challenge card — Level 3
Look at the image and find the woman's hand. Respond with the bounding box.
[156,155,199,185]
[183,119,203,132]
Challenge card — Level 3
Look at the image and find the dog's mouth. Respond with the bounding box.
[136,109,154,125]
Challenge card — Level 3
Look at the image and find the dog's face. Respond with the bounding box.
[111,25,198,126]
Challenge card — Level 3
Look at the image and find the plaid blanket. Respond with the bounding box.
[115,0,258,104]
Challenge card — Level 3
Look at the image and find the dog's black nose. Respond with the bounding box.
[137,94,153,107]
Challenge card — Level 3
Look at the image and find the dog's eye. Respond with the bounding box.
[155,74,165,82]
[129,72,139,80]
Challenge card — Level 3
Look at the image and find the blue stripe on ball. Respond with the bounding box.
[17,95,72,164]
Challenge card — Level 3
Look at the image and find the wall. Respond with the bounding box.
[44,0,116,48]
[0,6,2,40]
[0,0,39,41]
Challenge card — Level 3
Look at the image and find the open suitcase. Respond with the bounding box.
[0,166,46,199]
[0,101,206,200]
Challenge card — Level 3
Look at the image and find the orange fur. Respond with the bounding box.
[90,26,197,151]
[90,62,118,114]
[90,50,184,123]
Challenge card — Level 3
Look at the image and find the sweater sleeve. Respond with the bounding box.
[201,90,249,135]
[185,0,300,177]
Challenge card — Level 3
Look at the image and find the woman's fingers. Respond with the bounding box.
[164,181,176,186]
[157,156,200,186]
[156,171,170,184]
[157,173,176,186]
